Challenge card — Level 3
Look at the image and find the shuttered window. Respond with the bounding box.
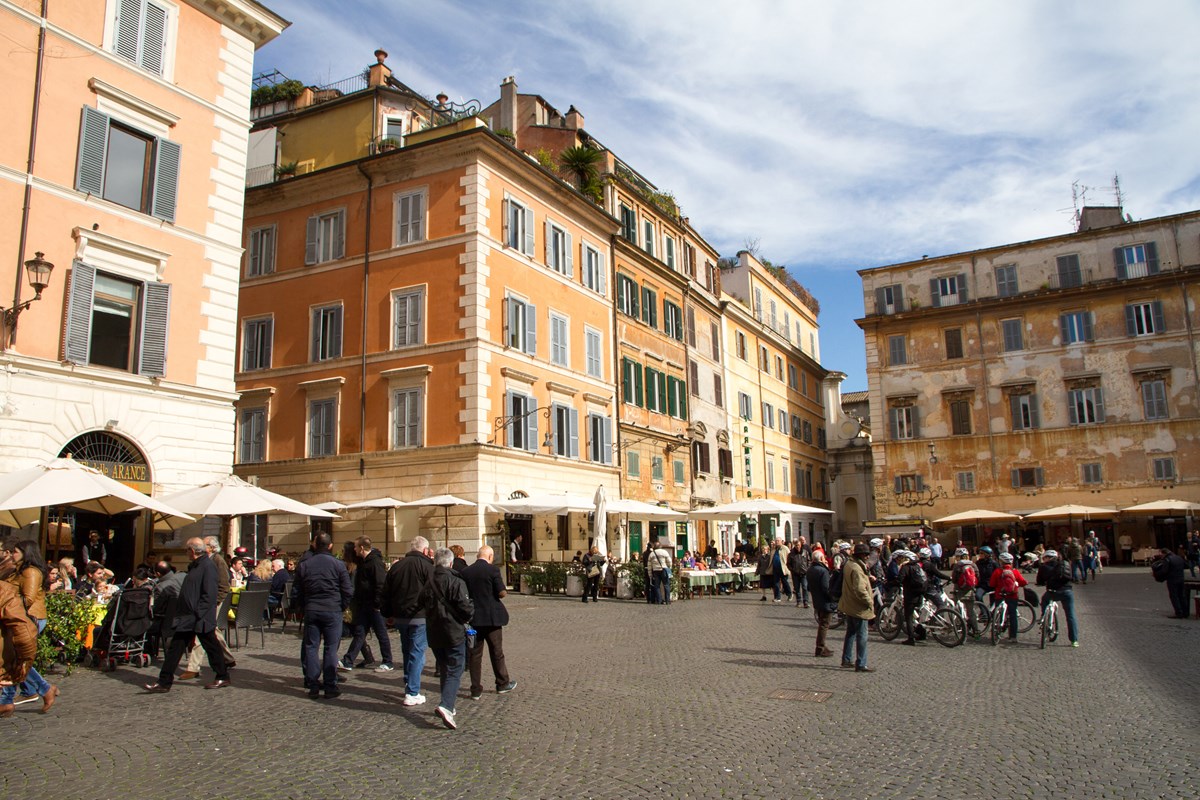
[238,407,266,464]
[113,0,170,75]
[949,399,972,435]
[242,317,272,371]
[305,210,346,265]
[394,190,425,245]
[504,296,536,355]
[505,196,535,255]
[392,388,423,448]
[308,399,337,457]
[505,391,538,451]
[550,403,580,458]
[310,304,343,362]
[585,328,602,378]
[75,106,180,222]
[63,261,171,376]
[545,221,572,276]
[1141,380,1168,420]
[1125,301,1165,336]
[587,413,612,464]
[392,289,424,348]
[247,226,276,277]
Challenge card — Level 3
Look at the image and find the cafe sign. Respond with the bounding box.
[77,460,151,493]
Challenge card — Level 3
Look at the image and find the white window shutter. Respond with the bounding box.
[141,1,169,75]
[333,211,345,259]
[114,0,141,63]
[525,303,537,354]
[598,252,607,295]
[569,408,579,458]
[524,397,539,452]
[305,216,319,264]
[564,232,574,278]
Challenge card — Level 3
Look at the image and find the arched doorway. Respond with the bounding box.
[843,497,860,531]
[58,431,151,580]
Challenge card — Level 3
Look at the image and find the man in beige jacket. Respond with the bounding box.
[838,543,875,672]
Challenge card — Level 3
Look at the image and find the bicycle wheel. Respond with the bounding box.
[931,608,966,648]
[877,604,901,641]
[829,611,845,630]
[972,601,991,637]
[1039,605,1053,649]
[989,606,1002,646]
[1047,606,1059,642]
[1015,600,1038,633]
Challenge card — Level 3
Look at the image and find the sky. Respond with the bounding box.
[253,1,1200,391]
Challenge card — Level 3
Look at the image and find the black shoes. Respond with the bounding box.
[144,683,171,693]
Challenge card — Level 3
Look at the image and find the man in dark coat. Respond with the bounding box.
[807,551,836,658]
[419,548,473,730]
[293,533,352,698]
[145,539,230,692]
[461,546,516,700]
[341,536,393,671]
[382,536,434,706]
[1160,548,1190,618]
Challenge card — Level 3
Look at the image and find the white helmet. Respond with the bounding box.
[999,552,1014,563]
[837,541,852,552]
[954,547,969,557]
[1042,550,1059,560]
[895,550,916,562]
[869,538,883,548]
[918,547,932,559]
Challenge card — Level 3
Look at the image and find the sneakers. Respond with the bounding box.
[435,705,457,730]
[374,663,394,673]
[470,690,483,701]
[1071,641,1079,648]
[497,680,517,694]
[403,693,426,707]
[336,661,352,672]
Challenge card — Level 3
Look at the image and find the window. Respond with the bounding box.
[995,265,1018,297]
[774,355,784,381]
[688,361,700,396]
[305,210,346,264]
[1081,463,1103,485]
[930,274,968,306]
[651,456,664,482]
[587,413,612,464]
[817,427,826,448]
[308,398,337,457]
[247,226,276,277]
[801,372,808,396]
[769,300,778,330]
[641,286,658,327]
[1115,243,1158,279]
[1011,467,1045,489]
[391,288,424,348]
[735,331,747,360]
[242,317,272,371]
[787,363,798,389]
[627,450,640,477]
[1152,457,1176,482]
[894,474,925,493]
[642,219,655,257]
[63,264,170,376]
[1001,318,1024,351]
[791,416,802,439]
[664,236,676,270]
[505,296,536,355]
[392,387,423,448]
[550,403,580,458]
[956,471,976,492]
[754,288,764,321]
[713,374,723,407]
[738,391,752,420]
[76,107,180,222]
[505,391,538,451]
[1010,392,1040,430]
[616,274,639,317]
[781,458,790,493]
[505,196,535,255]
[549,312,569,367]
[621,357,644,406]
[111,0,171,74]
[759,345,769,371]
[585,328,602,378]
[692,441,711,475]
[718,448,733,480]
[778,408,788,433]
[944,328,963,359]
[619,203,637,244]
[685,306,696,346]
[384,116,405,143]
[311,304,343,361]
[766,458,775,491]
[802,419,813,444]
[949,398,972,435]
[238,407,265,464]
[1142,379,1168,420]
[888,405,918,440]
[663,301,683,340]
[1125,301,1165,336]
[762,402,774,428]
[673,459,685,485]
[711,322,721,361]
[394,190,426,245]
[645,368,668,414]
[1056,254,1081,288]
[875,283,904,314]
[888,335,907,366]
[582,243,606,295]
[545,221,572,276]
[1060,311,1093,344]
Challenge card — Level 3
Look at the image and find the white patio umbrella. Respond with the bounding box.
[1024,504,1115,520]
[345,497,409,558]
[403,494,477,547]
[604,498,686,518]
[486,493,596,515]
[313,501,349,512]
[0,457,194,538]
[592,485,607,577]
[1119,499,1200,514]
[933,508,1023,525]
[688,498,834,519]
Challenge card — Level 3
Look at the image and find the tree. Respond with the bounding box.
[558,145,604,190]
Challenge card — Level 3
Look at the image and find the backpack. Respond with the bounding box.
[828,568,844,601]
[954,562,978,589]
[996,567,1018,596]
[1151,558,1170,583]
[902,563,927,594]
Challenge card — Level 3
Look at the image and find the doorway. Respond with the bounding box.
[74,511,137,582]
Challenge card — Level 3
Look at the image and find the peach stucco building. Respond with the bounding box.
[0,0,286,572]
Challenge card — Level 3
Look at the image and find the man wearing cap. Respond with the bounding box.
[897,551,926,645]
[838,543,875,672]
[976,547,999,603]
[1035,550,1079,645]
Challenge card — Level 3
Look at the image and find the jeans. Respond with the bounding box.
[301,608,343,692]
[1071,559,1086,582]
[1041,588,1079,643]
[344,607,393,666]
[0,619,50,703]
[399,621,428,697]
[583,575,601,601]
[468,626,510,694]
[841,617,868,668]
[656,570,671,604]
[793,573,809,605]
[1004,598,1020,638]
[432,640,466,713]
[157,629,228,687]
[772,574,791,601]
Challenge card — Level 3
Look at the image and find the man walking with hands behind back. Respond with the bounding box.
[420,548,473,730]
[294,533,352,699]
[382,536,434,707]
[461,546,517,700]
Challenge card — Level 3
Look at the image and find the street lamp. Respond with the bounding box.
[927,442,938,464]
[3,251,55,344]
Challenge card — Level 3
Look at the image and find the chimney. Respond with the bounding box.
[565,104,584,130]
[1078,206,1126,232]
[435,93,449,108]
[499,76,517,137]
[368,49,391,87]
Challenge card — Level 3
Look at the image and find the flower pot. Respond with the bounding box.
[519,575,534,595]
[617,573,634,600]
[565,575,584,597]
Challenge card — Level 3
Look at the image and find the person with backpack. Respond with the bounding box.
[897,551,926,646]
[1035,550,1079,646]
[787,538,812,609]
[950,547,980,637]
[990,552,1027,642]
[976,547,999,603]
[917,547,952,610]
[806,548,836,658]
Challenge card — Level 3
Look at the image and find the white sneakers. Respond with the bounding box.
[435,705,457,729]
[402,693,426,706]
[375,664,394,672]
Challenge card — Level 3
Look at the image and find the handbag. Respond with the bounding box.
[587,565,601,578]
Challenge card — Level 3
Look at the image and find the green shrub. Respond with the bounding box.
[37,592,95,674]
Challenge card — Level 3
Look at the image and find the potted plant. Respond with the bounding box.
[564,559,585,597]
[378,137,400,152]
[275,161,298,179]
[616,561,646,600]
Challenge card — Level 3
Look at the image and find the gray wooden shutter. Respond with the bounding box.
[523,205,535,256]
[1083,312,1094,342]
[524,303,536,354]
[569,408,579,458]
[929,278,941,307]
[330,305,343,357]
[1067,391,1079,425]
[305,216,319,264]
[910,407,920,438]
[1151,300,1165,333]
[889,408,899,439]
[894,476,902,494]
[543,219,552,264]
[1059,314,1070,343]
[502,199,511,247]
[1010,469,1020,488]
[915,475,925,491]
[505,391,516,446]
[141,0,169,75]
[1035,467,1045,487]
[309,308,320,360]
[1145,242,1159,274]
[1113,247,1127,279]
[875,287,886,314]
[113,0,141,63]
[63,261,96,364]
[956,273,968,302]
[76,106,109,196]
[150,137,181,222]
[332,211,345,259]
[1124,304,1136,336]
[394,295,408,346]
[1009,395,1020,428]
[1029,394,1040,428]
[524,397,538,452]
[597,252,607,295]
[1094,388,1106,423]
[138,281,171,376]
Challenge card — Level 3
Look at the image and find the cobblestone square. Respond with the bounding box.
[4,569,1196,800]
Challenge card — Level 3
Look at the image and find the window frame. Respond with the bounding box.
[110,0,173,76]
[505,294,537,356]
[994,264,1018,297]
[246,225,276,277]
[310,303,344,362]
[888,334,907,366]
[944,328,964,360]
[582,242,606,295]
[392,287,425,349]
[76,106,181,222]
[1001,318,1024,352]
[544,220,572,277]
[393,188,427,246]
[584,326,603,378]
[305,209,346,265]
[307,397,338,458]
[391,386,424,449]
[1141,379,1168,420]
[238,406,266,464]
[241,316,273,372]
[63,261,171,377]
[505,194,535,256]
[549,311,570,367]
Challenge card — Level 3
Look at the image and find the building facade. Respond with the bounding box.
[0,0,285,572]
[857,206,1200,552]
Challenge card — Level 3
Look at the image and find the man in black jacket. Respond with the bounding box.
[293,533,352,699]
[382,536,434,706]
[1159,548,1190,618]
[461,545,516,700]
[145,538,230,692]
[420,548,474,730]
[807,553,836,658]
[341,536,393,672]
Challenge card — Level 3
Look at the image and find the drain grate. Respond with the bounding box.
[770,689,833,703]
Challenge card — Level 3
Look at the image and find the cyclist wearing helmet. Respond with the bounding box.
[989,552,1027,642]
[1035,550,1079,646]
[976,546,999,602]
[866,538,887,617]
[917,547,952,610]
[951,547,981,637]
[896,551,927,645]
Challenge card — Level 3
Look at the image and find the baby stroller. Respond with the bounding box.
[92,586,154,671]
[1018,552,1039,573]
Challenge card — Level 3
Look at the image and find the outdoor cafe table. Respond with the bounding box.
[680,567,757,597]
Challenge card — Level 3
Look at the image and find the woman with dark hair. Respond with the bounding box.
[0,540,58,716]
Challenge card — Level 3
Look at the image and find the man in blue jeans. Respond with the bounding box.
[1035,550,1080,646]
[382,536,434,706]
[419,548,474,730]
[293,533,352,699]
[838,543,876,672]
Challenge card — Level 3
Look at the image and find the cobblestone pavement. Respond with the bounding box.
[4,567,1197,800]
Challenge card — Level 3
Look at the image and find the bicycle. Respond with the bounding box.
[980,593,1037,639]
[1039,594,1060,649]
[919,591,966,648]
[950,590,990,640]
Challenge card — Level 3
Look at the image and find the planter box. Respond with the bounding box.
[617,573,634,599]
[519,576,535,595]
[565,575,584,597]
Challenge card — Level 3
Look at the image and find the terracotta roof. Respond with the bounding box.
[841,391,868,404]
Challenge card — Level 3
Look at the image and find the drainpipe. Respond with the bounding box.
[10,0,48,348]
[357,162,373,471]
